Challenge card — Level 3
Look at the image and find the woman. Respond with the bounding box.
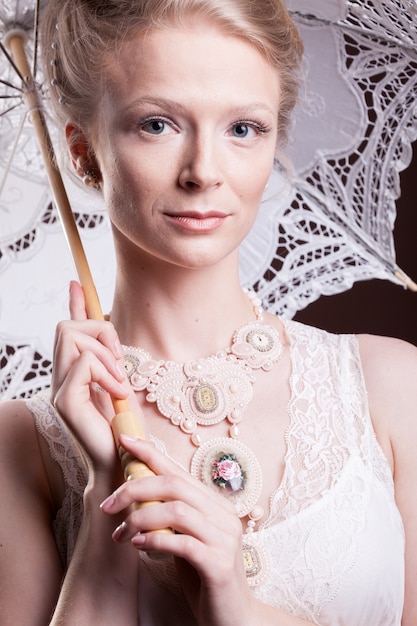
[0,1,416,624]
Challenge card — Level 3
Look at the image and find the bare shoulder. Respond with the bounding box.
[0,397,65,519]
[357,335,417,623]
[357,332,417,376]
[357,333,417,452]
[0,397,56,527]
[357,332,417,398]
[0,399,47,479]
[0,399,63,623]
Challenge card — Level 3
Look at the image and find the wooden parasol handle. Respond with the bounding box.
[6,31,171,535]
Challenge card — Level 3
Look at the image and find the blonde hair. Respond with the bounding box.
[41,0,303,148]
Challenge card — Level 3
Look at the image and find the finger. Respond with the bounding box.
[115,436,198,483]
[113,499,207,539]
[100,441,238,525]
[121,495,239,540]
[110,434,216,499]
[69,280,88,321]
[130,521,211,570]
[118,436,194,481]
[120,435,236,513]
[116,436,237,513]
[52,353,124,471]
[54,349,128,414]
[113,503,242,584]
[102,471,226,516]
[54,319,124,371]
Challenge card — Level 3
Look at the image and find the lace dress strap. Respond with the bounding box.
[25,391,87,566]
[250,321,404,625]
[263,319,394,526]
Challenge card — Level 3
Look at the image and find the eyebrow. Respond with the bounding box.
[122,96,276,118]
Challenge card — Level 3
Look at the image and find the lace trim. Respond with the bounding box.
[252,455,372,622]
[26,391,87,566]
[24,322,402,622]
[26,391,88,495]
[260,320,394,529]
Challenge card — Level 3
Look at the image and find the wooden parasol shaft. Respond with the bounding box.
[395,271,417,293]
[6,32,169,521]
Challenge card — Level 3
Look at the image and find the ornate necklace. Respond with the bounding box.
[122,291,282,586]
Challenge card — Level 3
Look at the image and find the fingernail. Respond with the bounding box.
[100,493,116,510]
[115,362,126,380]
[114,338,123,359]
[120,433,139,442]
[131,533,145,547]
[112,521,128,541]
[119,434,140,444]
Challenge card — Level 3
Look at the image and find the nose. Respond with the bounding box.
[178,132,224,191]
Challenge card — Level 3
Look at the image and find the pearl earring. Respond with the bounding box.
[82,170,100,189]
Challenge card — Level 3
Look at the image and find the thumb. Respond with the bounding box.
[69,280,88,321]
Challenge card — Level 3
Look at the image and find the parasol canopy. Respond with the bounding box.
[0,0,416,400]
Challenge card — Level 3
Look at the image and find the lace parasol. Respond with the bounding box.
[1,0,416,399]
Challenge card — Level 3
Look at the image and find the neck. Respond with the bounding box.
[109,257,257,362]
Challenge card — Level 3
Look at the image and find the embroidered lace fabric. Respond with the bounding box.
[26,320,405,625]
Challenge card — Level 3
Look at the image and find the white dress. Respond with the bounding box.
[26,320,405,625]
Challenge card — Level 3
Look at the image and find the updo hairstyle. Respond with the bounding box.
[41,0,303,149]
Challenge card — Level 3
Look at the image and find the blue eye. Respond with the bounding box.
[142,119,167,135]
[232,123,251,138]
[230,121,269,139]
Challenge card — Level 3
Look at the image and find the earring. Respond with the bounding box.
[82,170,100,189]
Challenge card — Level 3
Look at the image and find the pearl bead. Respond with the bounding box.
[139,360,158,375]
[246,520,256,533]
[249,505,264,521]
[229,425,239,439]
[131,373,147,389]
[229,409,242,423]
[191,432,202,447]
[182,418,196,433]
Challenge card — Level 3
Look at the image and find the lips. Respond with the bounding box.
[164,210,229,232]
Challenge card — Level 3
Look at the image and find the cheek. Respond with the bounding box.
[232,144,275,193]
[236,163,272,206]
[103,159,165,209]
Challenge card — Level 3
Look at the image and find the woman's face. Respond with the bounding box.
[91,23,281,270]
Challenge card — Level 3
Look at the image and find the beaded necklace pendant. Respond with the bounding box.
[122,297,282,585]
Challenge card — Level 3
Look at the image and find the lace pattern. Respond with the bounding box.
[249,321,404,624]
[2,2,417,402]
[27,392,87,566]
[25,321,404,624]
[262,321,393,526]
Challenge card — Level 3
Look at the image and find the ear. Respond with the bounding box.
[65,123,100,179]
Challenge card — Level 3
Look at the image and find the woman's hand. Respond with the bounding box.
[101,434,255,626]
[51,280,129,474]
